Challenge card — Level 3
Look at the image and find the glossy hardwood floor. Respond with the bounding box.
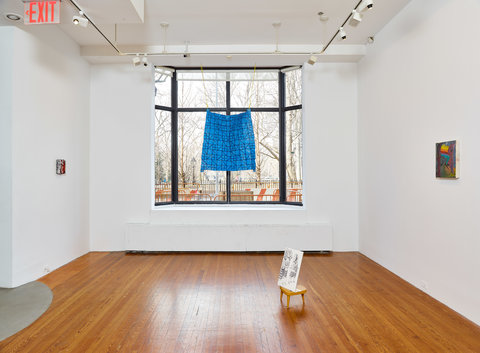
[1,252,479,352]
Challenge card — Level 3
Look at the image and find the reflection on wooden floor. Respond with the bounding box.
[1,252,479,352]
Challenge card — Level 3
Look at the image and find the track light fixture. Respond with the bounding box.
[72,11,88,27]
[141,54,149,67]
[349,10,363,27]
[358,0,374,12]
[307,55,318,65]
[316,0,374,56]
[132,54,141,67]
[132,53,148,68]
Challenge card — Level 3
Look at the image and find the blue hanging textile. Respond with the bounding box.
[201,109,256,172]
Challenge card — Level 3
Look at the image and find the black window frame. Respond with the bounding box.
[154,66,302,206]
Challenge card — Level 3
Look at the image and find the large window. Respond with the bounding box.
[154,67,302,205]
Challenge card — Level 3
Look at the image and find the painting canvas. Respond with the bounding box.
[56,159,66,175]
[278,248,304,292]
[436,140,459,179]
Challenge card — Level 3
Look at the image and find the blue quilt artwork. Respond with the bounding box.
[200,109,256,172]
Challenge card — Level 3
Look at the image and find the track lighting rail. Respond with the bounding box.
[68,0,372,61]
[319,0,366,54]
[69,0,122,55]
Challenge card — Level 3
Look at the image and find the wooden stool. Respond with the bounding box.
[280,285,307,308]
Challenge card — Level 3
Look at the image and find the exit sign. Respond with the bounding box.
[24,1,60,25]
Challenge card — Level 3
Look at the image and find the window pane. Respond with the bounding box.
[155,73,171,107]
[231,112,279,202]
[230,80,279,108]
[177,112,227,202]
[286,69,302,107]
[286,109,303,203]
[178,76,226,108]
[154,110,171,203]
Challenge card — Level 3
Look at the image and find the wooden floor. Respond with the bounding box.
[1,252,479,352]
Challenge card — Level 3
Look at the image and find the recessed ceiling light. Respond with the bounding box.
[4,13,22,21]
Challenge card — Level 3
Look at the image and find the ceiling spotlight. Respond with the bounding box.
[72,11,88,28]
[307,55,317,65]
[367,36,375,44]
[132,54,141,67]
[142,54,149,67]
[4,13,22,21]
[339,27,347,40]
[349,10,363,27]
[358,0,374,12]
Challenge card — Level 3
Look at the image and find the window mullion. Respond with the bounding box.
[172,71,179,202]
[279,72,287,203]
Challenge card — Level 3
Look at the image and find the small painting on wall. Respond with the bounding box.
[278,248,303,291]
[56,159,66,175]
[436,140,459,179]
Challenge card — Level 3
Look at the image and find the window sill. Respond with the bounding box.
[152,203,304,211]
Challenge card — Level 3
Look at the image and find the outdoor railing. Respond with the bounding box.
[155,184,303,203]
[155,181,303,193]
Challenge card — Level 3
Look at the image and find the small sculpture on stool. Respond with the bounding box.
[277,248,305,308]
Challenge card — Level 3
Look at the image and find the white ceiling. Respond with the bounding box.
[0,0,411,65]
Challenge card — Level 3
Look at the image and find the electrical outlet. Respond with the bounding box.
[420,280,428,291]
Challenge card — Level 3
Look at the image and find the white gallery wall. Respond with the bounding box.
[89,63,358,251]
[0,25,90,287]
[0,27,14,287]
[358,0,480,325]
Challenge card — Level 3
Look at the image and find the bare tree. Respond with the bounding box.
[285,70,303,183]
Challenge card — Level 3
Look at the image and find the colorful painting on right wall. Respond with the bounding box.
[436,140,459,179]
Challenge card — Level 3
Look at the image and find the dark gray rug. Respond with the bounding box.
[0,281,52,341]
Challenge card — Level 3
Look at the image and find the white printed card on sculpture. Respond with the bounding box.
[277,248,304,291]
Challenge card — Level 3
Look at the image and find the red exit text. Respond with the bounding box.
[24,1,60,25]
